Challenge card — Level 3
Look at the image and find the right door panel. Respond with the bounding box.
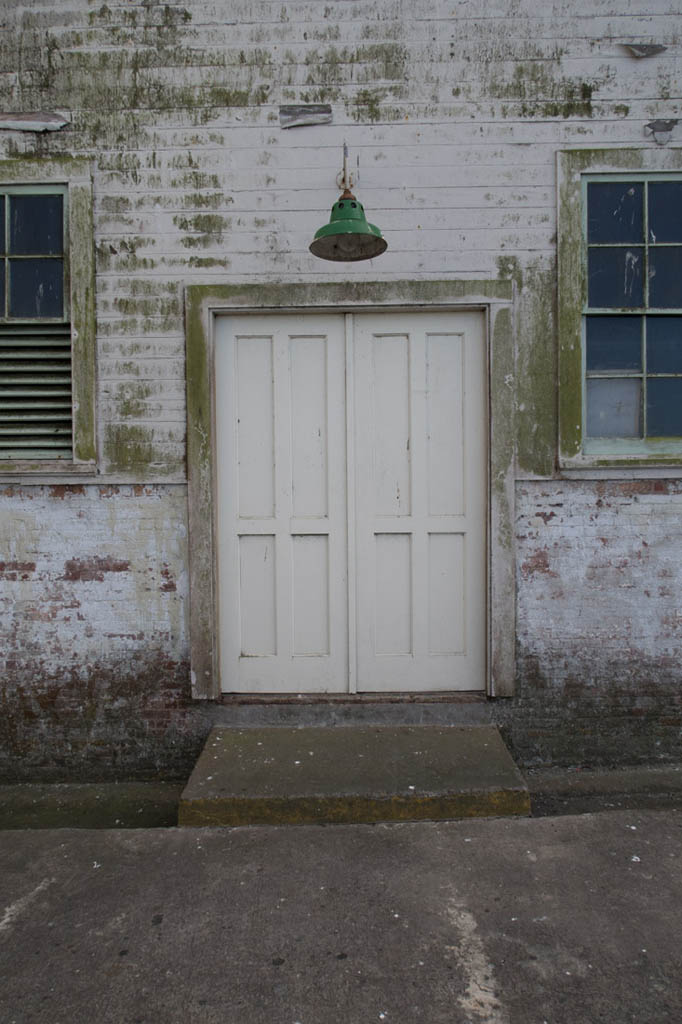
[354,311,487,691]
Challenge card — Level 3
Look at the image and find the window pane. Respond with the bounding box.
[647,379,682,436]
[9,258,64,317]
[0,196,4,255]
[588,247,644,308]
[9,195,63,255]
[586,315,641,371]
[0,263,4,315]
[649,248,682,308]
[647,317,682,373]
[648,183,682,243]
[586,378,641,437]
[587,182,643,244]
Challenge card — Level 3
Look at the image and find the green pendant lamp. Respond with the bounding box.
[309,144,387,262]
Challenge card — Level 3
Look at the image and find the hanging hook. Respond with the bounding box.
[336,141,355,190]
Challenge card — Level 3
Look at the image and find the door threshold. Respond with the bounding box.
[219,691,488,706]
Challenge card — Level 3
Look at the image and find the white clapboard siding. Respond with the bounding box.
[2,0,674,474]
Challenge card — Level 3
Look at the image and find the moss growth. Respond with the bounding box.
[298,86,342,104]
[173,213,227,235]
[99,195,132,214]
[496,255,524,292]
[112,295,182,318]
[179,235,212,250]
[172,171,221,191]
[489,304,515,546]
[354,43,408,80]
[122,279,180,298]
[103,424,154,471]
[488,63,604,118]
[515,260,558,477]
[118,393,150,419]
[303,43,407,90]
[102,423,183,474]
[188,256,231,269]
[352,88,385,122]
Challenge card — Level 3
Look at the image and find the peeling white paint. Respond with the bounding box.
[446,893,509,1024]
[0,878,54,935]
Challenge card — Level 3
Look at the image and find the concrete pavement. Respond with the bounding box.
[1,808,681,1023]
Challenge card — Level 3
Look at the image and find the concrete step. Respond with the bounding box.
[178,724,530,827]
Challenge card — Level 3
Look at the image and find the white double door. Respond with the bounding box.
[215,310,487,694]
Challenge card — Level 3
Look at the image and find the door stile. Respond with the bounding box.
[273,329,293,667]
[345,312,358,694]
[408,326,428,663]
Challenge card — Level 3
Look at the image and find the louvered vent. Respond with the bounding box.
[0,323,73,459]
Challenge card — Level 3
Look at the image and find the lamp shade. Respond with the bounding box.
[309,188,387,262]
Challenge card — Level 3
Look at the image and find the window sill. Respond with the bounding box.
[559,447,682,472]
[0,460,97,479]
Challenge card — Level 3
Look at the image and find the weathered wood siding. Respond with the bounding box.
[1,0,677,476]
[0,0,680,774]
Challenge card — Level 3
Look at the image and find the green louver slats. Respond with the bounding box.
[0,323,72,459]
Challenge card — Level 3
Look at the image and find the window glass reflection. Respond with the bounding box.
[648,183,682,244]
[587,182,643,244]
[586,316,641,371]
[586,378,641,437]
[588,247,643,308]
[648,379,682,436]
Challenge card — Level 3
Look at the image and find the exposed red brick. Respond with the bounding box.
[61,557,131,582]
[49,486,85,500]
[520,548,557,579]
[0,561,36,580]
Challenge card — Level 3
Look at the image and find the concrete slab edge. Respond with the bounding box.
[178,788,531,827]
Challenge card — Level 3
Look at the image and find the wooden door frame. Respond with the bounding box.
[185,280,515,701]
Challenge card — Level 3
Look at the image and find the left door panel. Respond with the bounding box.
[215,314,348,692]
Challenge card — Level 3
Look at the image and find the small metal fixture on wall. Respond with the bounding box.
[309,143,387,262]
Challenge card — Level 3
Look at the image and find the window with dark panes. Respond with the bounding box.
[0,186,72,460]
[585,177,682,441]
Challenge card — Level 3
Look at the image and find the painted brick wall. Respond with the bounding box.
[0,484,203,779]
[504,480,682,765]
[0,0,680,775]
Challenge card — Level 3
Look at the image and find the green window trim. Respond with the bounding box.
[558,147,682,468]
[0,158,96,471]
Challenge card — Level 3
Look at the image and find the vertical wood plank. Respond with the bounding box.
[345,313,358,694]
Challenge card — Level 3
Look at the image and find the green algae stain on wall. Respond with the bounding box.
[487,62,607,118]
[103,424,184,476]
[497,255,558,477]
[351,89,385,122]
[173,213,228,249]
